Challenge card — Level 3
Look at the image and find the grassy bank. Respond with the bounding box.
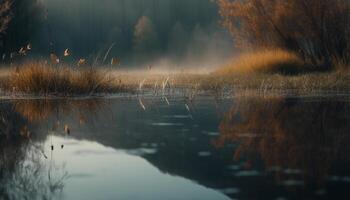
[112,70,350,96]
[111,50,350,95]
[0,62,129,96]
[216,49,308,75]
[0,55,349,97]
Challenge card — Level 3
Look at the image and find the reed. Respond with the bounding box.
[7,62,126,95]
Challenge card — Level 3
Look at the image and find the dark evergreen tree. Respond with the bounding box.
[1,0,45,54]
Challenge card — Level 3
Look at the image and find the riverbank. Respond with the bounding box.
[0,63,349,97]
[112,69,350,96]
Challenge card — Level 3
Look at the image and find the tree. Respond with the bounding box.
[133,16,159,53]
[218,0,350,68]
[1,0,44,53]
[0,0,12,48]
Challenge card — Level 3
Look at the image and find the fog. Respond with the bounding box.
[37,0,233,69]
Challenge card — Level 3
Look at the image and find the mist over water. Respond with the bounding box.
[37,0,233,69]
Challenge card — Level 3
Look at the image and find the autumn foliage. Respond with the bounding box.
[216,49,306,74]
[218,0,350,68]
[215,97,350,182]
[0,0,12,34]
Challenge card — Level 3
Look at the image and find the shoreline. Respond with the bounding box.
[0,67,349,98]
[0,88,350,100]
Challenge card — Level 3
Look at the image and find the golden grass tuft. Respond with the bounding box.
[215,49,307,75]
[8,62,124,95]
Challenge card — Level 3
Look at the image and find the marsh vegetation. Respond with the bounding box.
[0,62,130,96]
[0,0,349,96]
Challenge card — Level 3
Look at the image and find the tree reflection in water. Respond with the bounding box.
[215,97,350,184]
[13,98,108,123]
[1,96,350,199]
[0,101,67,199]
[0,99,107,199]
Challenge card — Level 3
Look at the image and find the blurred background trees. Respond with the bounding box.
[0,0,45,57]
[40,0,231,67]
[218,0,350,69]
[0,0,12,47]
[133,16,159,58]
[0,0,233,67]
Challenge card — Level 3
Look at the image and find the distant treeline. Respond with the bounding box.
[0,0,44,57]
[1,0,233,66]
[218,0,350,69]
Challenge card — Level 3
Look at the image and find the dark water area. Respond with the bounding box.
[0,96,350,200]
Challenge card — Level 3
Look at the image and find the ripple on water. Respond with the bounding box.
[234,170,260,177]
[202,131,219,136]
[219,187,240,194]
[282,180,304,187]
[140,143,158,148]
[151,122,184,126]
[198,151,212,157]
[275,197,288,200]
[150,143,158,148]
[284,168,302,175]
[328,176,350,182]
[226,165,240,171]
[127,148,158,156]
[163,115,192,119]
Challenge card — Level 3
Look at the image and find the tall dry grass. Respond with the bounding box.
[216,49,308,75]
[8,62,123,95]
[0,60,348,96]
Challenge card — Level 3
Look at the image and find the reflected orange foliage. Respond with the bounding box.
[215,97,350,182]
[0,0,12,34]
[13,99,107,122]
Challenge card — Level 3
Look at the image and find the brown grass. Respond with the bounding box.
[6,62,127,95]
[216,49,308,75]
[0,60,348,97]
[107,69,350,96]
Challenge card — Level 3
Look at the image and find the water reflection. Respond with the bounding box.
[0,98,232,200]
[0,96,349,200]
[0,102,67,199]
[13,99,107,123]
[216,97,350,188]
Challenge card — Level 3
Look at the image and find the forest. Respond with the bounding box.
[1,0,231,67]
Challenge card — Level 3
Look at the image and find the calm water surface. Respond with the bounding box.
[0,95,349,200]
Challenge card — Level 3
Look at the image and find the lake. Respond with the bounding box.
[0,95,349,200]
